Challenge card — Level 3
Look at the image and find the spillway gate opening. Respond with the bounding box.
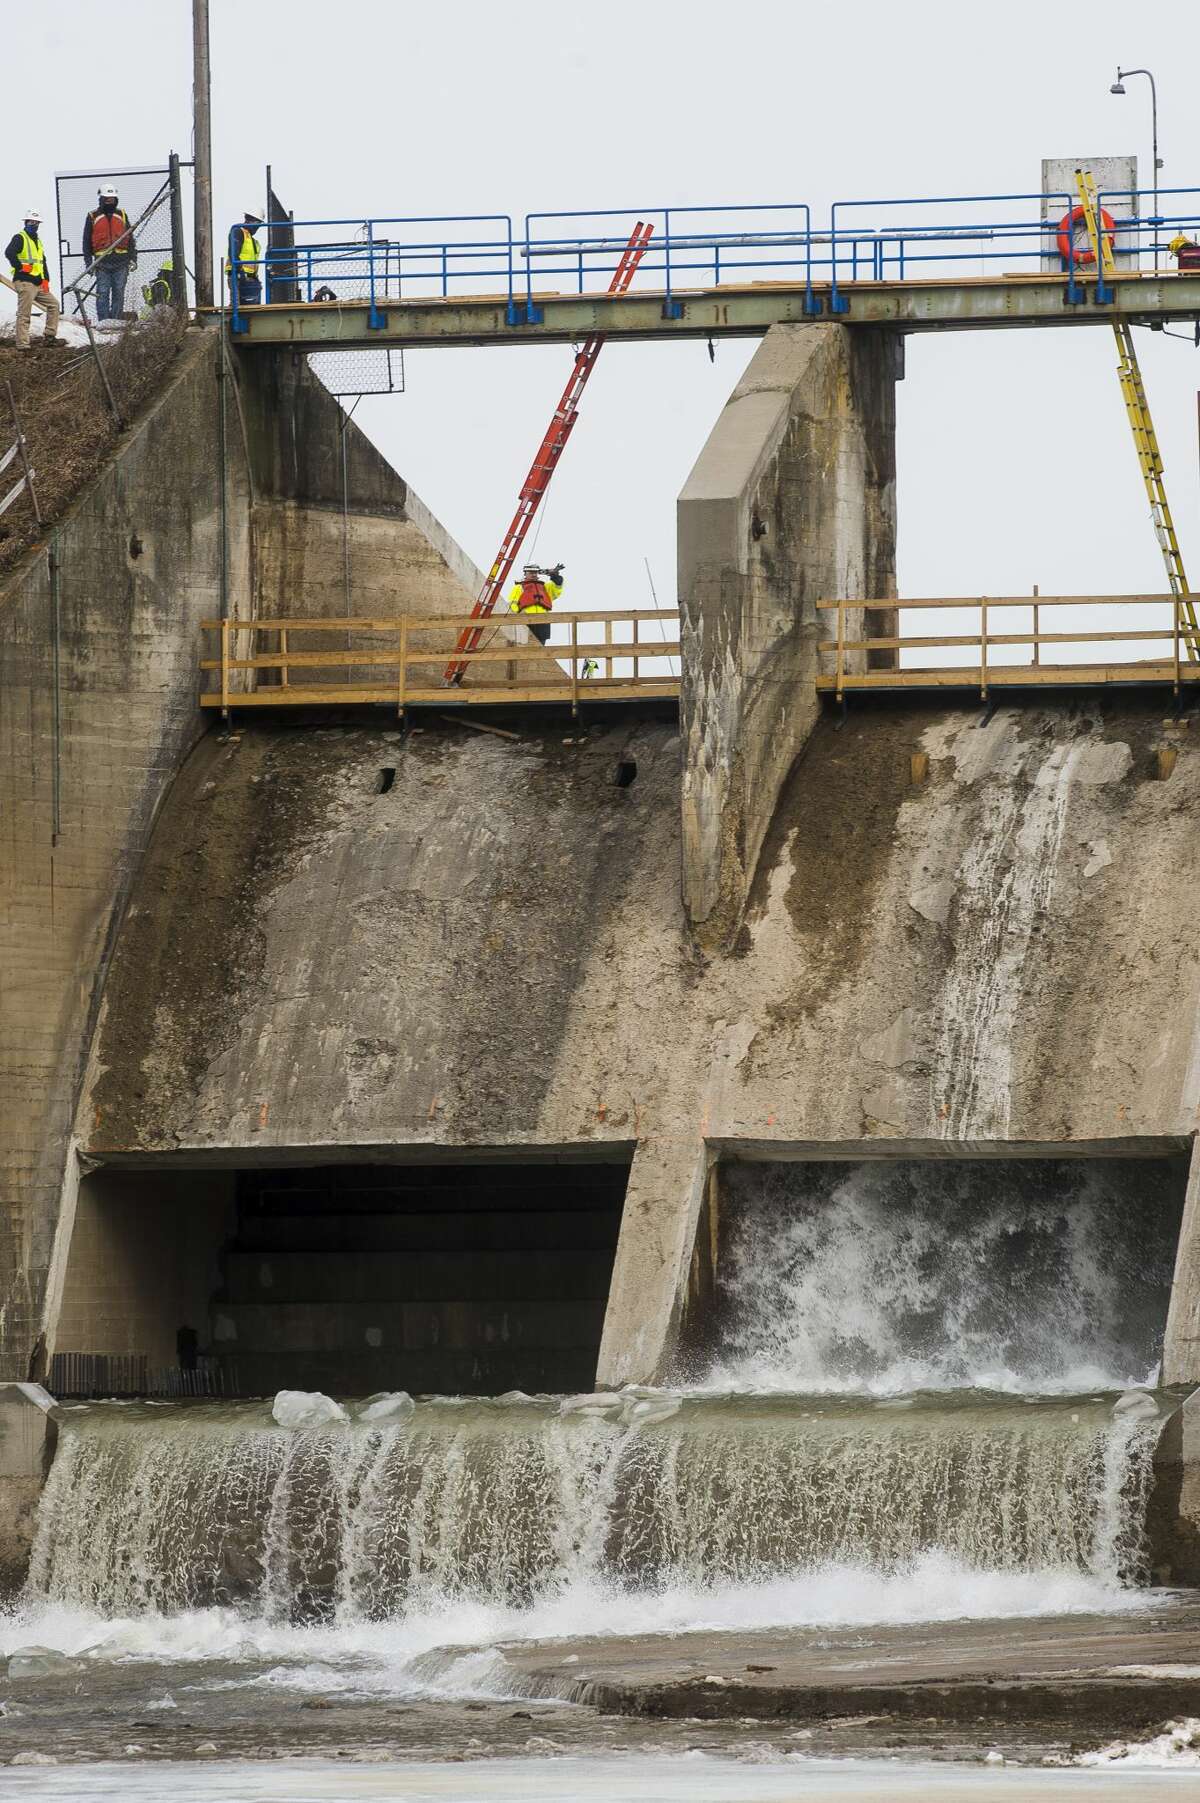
[50,1156,630,1400]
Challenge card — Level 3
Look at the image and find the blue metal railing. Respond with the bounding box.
[226,187,1200,333]
[228,214,516,335]
[520,204,820,321]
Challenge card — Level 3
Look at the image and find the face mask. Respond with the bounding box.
[24,222,39,235]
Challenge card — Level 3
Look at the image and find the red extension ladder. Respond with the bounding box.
[444,221,654,684]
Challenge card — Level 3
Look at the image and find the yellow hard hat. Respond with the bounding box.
[1169,234,1191,254]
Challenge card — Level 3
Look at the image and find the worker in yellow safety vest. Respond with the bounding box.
[1169,233,1200,273]
[508,563,563,647]
[5,208,62,350]
[229,209,264,307]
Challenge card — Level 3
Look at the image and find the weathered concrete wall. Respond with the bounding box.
[53,1170,235,1371]
[0,333,510,1384]
[236,346,484,608]
[0,328,251,1383]
[678,323,897,945]
[73,698,1200,1387]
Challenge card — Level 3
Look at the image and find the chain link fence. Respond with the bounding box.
[308,346,405,398]
[56,162,187,327]
[265,182,408,401]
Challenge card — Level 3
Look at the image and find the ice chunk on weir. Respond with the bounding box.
[271,1391,348,1430]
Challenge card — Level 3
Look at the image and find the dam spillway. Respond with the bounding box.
[23,1158,1185,1632]
[24,1389,1172,1625]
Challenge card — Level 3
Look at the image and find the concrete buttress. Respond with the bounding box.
[678,323,898,946]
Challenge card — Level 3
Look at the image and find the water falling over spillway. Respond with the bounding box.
[26,1389,1169,1624]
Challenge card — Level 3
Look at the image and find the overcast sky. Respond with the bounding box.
[4,0,1200,625]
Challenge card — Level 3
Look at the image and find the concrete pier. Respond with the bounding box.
[0,1384,56,1591]
[678,323,897,944]
[1164,1139,1200,1387]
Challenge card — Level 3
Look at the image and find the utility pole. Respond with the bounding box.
[192,0,214,308]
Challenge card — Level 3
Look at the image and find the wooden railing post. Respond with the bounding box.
[279,627,289,689]
[570,616,579,715]
[605,616,613,680]
[835,601,845,701]
[220,618,230,719]
[980,596,988,701]
[398,615,408,716]
[1174,594,1181,697]
[1032,584,1039,668]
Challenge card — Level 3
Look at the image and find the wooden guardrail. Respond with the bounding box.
[200,609,681,713]
[817,595,1199,699]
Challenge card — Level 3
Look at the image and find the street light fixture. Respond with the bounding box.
[1110,67,1162,272]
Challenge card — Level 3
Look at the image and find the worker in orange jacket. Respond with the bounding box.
[83,186,136,321]
[5,208,62,350]
[508,563,563,647]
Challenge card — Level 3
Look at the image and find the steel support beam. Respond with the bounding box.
[216,275,1200,350]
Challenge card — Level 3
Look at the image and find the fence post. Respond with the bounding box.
[1174,594,1181,697]
[5,382,41,527]
[605,616,613,680]
[980,597,989,701]
[398,615,408,717]
[570,616,579,716]
[279,627,289,689]
[168,151,187,312]
[220,617,230,719]
[835,601,845,700]
[78,303,124,426]
[367,222,385,331]
[662,208,683,320]
[1032,583,1039,667]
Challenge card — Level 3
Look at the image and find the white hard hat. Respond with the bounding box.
[99,185,119,200]
[24,206,42,222]
[244,206,263,220]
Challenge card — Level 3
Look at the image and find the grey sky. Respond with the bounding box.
[4,0,1199,621]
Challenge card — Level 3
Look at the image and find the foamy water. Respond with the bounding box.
[0,1551,1156,1700]
[700,1160,1181,1395]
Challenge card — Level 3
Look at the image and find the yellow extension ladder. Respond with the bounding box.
[1075,168,1199,659]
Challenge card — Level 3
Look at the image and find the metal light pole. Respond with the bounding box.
[193,0,214,307]
[1110,67,1162,273]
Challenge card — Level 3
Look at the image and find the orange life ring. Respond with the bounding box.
[1056,204,1116,266]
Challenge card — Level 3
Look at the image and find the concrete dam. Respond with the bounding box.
[4,310,1200,1756]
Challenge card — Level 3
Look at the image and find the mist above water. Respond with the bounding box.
[699,1159,1184,1395]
